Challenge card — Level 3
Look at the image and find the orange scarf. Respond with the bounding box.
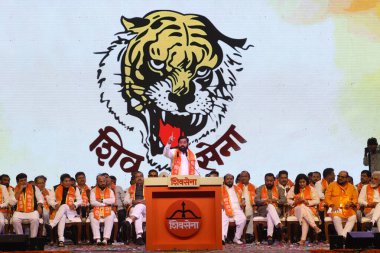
[93,186,112,220]
[171,149,196,175]
[128,184,144,200]
[364,185,380,215]
[78,184,90,206]
[55,185,76,205]
[292,185,317,215]
[318,178,329,211]
[51,185,76,219]
[0,186,6,213]
[222,185,243,217]
[15,184,35,213]
[237,183,255,205]
[41,188,50,210]
[261,185,279,207]
[357,183,364,194]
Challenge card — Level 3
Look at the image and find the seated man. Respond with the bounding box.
[325,171,358,238]
[75,172,90,219]
[34,175,55,237]
[147,169,158,178]
[255,173,286,245]
[49,174,82,247]
[236,171,256,240]
[89,174,116,245]
[275,170,293,196]
[357,170,371,194]
[0,174,17,206]
[124,171,145,245]
[358,171,380,230]
[222,174,246,245]
[0,182,10,234]
[12,173,44,238]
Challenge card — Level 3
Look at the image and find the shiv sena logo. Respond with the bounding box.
[93,10,251,171]
[165,200,202,238]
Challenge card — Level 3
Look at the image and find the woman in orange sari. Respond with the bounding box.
[287,174,321,245]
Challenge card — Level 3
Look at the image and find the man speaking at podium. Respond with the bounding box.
[164,135,200,175]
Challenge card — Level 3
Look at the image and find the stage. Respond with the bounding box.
[40,241,333,253]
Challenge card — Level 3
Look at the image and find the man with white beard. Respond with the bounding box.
[359,171,380,230]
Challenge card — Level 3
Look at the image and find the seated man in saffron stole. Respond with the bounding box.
[325,171,358,239]
[124,171,146,245]
[254,173,286,245]
[222,173,246,245]
[48,173,82,247]
[89,174,116,245]
[12,173,44,238]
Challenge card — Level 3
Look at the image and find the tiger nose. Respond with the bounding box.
[168,82,195,112]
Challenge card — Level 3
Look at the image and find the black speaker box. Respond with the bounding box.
[329,235,344,250]
[0,234,29,251]
[374,233,380,249]
[345,231,374,249]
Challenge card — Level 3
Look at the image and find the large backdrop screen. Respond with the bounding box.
[1,0,379,187]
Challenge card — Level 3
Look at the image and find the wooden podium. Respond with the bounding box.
[145,176,223,251]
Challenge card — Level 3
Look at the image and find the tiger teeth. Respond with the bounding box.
[191,114,197,125]
[161,111,166,123]
[130,98,140,107]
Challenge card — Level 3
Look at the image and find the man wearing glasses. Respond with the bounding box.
[325,171,358,239]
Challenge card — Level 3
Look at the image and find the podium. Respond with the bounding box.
[145,176,223,251]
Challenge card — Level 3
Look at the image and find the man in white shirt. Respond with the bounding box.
[90,174,116,245]
[48,174,82,246]
[358,171,380,230]
[124,171,145,245]
[163,135,200,175]
[222,174,246,244]
[12,173,44,238]
[0,184,10,234]
[34,175,56,236]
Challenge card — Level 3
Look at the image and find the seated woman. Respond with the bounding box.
[287,174,322,245]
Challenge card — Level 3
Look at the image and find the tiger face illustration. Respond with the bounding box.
[97,10,250,169]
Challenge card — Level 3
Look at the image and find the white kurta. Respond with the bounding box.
[359,184,380,226]
[163,143,200,175]
[50,187,82,242]
[0,185,10,234]
[222,186,246,241]
[89,187,116,240]
[12,186,44,238]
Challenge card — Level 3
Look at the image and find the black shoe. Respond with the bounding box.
[124,221,132,245]
[366,222,373,231]
[222,240,225,245]
[135,237,144,246]
[45,224,53,237]
[267,236,274,245]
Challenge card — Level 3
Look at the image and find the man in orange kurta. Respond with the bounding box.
[325,171,358,238]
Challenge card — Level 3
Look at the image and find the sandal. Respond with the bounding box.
[314,226,322,234]
[296,240,306,246]
[58,241,64,247]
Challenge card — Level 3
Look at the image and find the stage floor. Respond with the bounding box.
[44,241,331,253]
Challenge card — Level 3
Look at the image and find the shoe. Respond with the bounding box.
[296,240,306,246]
[233,238,243,245]
[58,241,64,247]
[267,236,274,245]
[101,239,108,245]
[366,222,373,231]
[314,227,322,234]
[96,239,102,245]
[135,237,145,246]
[124,221,132,245]
[222,240,225,245]
[45,224,53,236]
